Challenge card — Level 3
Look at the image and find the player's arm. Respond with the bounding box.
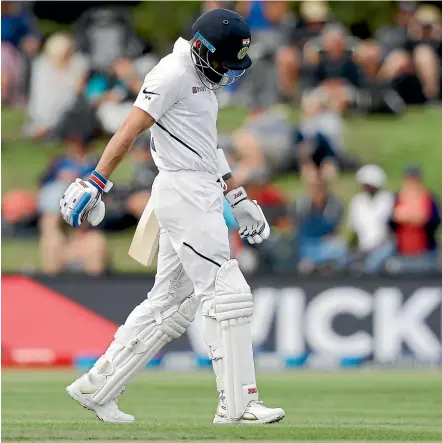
[97,63,181,178]
[217,148,270,244]
[60,64,181,228]
[59,108,155,228]
[95,107,155,178]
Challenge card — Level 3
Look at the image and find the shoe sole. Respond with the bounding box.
[213,411,285,425]
[66,386,133,424]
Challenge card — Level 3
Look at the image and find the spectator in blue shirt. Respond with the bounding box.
[291,178,348,272]
[2,2,39,48]
[2,1,41,105]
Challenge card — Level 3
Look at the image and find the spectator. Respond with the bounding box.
[26,33,89,140]
[217,1,294,108]
[219,104,292,185]
[378,2,416,54]
[348,165,395,274]
[236,1,293,50]
[89,57,144,134]
[59,226,109,276]
[245,180,292,273]
[218,4,295,110]
[276,0,330,100]
[291,177,347,273]
[294,89,350,182]
[1,2,40,50]
[219,88,355,187]
[387,165,441,273]
[1,189,37,233]
[379,4,442,104]
[404,5,442,102]
[304,24,366,113]
[1,1,41,105]
[37,134,108,275]
[365,1,416,80]
[74,7,145,73]
[281,4,407,115]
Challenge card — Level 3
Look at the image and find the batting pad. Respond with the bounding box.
[92,296,200,405]
[214,260,258,419]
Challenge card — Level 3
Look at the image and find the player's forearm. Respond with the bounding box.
[216,148,236,193]
[95,107,156,179]
[95,129,135,178]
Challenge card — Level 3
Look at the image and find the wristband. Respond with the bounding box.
[88,170,113,193]
[225,186,248,208]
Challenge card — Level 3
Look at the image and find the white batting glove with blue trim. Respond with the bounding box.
[225,186,271,245]
[60,171,113,228]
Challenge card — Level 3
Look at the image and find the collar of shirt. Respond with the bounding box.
[173,37,202,77]
[173,37,193,61]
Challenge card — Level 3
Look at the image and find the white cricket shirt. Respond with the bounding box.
[133,38,219,174]
[348,190,394,252]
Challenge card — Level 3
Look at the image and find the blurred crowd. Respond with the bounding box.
[2,0,441,275]
[232,163,441,275]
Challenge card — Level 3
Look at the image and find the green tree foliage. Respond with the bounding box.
[132,1,200,53]
[327,1,394,34]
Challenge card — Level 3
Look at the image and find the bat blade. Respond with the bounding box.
[128,197,160,266]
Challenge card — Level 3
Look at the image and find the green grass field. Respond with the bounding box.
[2,106,442,272]
[2,370,442,442]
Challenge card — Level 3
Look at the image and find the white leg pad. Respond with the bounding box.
[204,259,258,420]
[92,295,200,405]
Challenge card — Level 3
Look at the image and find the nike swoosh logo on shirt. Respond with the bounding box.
[143,88,160,95]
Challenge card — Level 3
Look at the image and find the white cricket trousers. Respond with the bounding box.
[149,169,231,306]
[94,169,231,371]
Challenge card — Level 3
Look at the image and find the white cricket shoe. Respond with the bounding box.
[66,374,135,423]
[214,397,285,424]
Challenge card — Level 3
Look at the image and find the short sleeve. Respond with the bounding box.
[133,65,183,122]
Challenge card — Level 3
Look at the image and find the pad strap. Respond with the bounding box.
[215,293,254,321]
[92,296,199,405]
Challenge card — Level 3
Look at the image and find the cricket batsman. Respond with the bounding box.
[59,9,286,425]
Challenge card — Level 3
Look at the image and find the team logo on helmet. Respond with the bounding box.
[237,38,250,60]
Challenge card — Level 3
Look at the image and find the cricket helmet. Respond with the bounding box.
[191,8,252,88]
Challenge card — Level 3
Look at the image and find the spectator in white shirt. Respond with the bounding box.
[348,164,396,274]
[26,33,89,139]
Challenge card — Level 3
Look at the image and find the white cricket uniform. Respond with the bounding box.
[81,38,270,421]
[131,37,230,311]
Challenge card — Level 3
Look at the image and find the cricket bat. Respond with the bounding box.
[128,197,160,266]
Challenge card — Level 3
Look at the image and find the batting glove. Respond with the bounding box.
[60,170,113,228]
[225,186,270,244]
